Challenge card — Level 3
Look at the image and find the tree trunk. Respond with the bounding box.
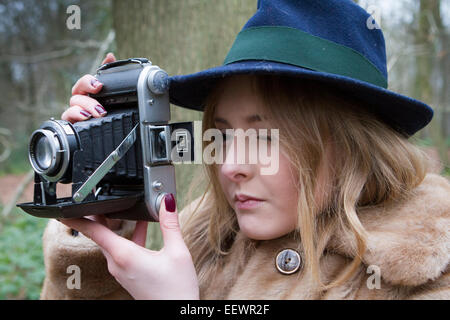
[434,1,450,169]
[414,0,448,171]
[111,0,256,249]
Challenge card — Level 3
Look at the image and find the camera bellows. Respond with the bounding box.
[74,110,143,183]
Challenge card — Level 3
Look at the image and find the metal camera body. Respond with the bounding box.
[17,58,194,221]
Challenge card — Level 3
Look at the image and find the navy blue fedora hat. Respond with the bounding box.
[169,0,433,137]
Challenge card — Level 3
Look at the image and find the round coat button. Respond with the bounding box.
[276,249,301,275]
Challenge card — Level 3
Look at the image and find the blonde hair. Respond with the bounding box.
[181,74,430,294]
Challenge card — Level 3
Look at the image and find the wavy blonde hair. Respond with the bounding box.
[181,74,430,294]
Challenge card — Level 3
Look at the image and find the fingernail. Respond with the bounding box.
[164,193,176,213]
[95,105,107,115]
[80,110,92,118]
[91,79,101,88]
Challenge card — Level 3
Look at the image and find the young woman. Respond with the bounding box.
[41,0,450,300]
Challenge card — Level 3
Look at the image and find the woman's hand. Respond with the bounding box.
[62,52,123,230]
[59,193,200,300]
[61,52,116,123]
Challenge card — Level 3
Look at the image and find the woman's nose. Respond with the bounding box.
[220,138,254,182]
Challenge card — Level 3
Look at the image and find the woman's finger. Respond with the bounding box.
[158,193,186,253]
[131,221,149,247]
[70,94,107,118]
[72,74,103,96]
[86,214,107,227]
[61,105,92,123]
[102,52,116,65]
[59,217,127,255]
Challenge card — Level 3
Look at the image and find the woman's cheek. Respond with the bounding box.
[263,155,299,223]
[217,165,232,202]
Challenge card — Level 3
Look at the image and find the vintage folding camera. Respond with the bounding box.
[17,58,194,221]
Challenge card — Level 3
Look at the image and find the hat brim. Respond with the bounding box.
[169,60,433,137]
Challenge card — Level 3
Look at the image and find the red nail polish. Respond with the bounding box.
[164,193,176,212]
[91,79,101,88]
[80,110,92,118]
[95,105,107,115]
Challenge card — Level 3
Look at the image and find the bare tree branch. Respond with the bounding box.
[0,47,73,64]
[2,170,34,218]
[89,30,116,74]
[56,39,104,49]
[388,44,431,72]
[0,128,11,163]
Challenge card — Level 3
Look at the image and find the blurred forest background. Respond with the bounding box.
[0,0,448,299]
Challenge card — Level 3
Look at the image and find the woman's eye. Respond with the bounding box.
[221,132,232,141]
[257,135,271,142]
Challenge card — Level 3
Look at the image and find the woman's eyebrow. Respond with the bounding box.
[214,115,262,125]
[246,114,262,123]
[214,117,230,125]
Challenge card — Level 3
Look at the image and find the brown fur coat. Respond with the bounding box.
[40,173,450,299]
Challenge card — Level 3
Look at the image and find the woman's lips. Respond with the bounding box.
[234,194,265,210]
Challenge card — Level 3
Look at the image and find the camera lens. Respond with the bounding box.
[29,129,61,175]
[28,120,77,182]
[34,134,53,170]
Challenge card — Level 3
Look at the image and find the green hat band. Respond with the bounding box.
[224,26,388,89]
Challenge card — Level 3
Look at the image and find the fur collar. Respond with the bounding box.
[327,173,450,286]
